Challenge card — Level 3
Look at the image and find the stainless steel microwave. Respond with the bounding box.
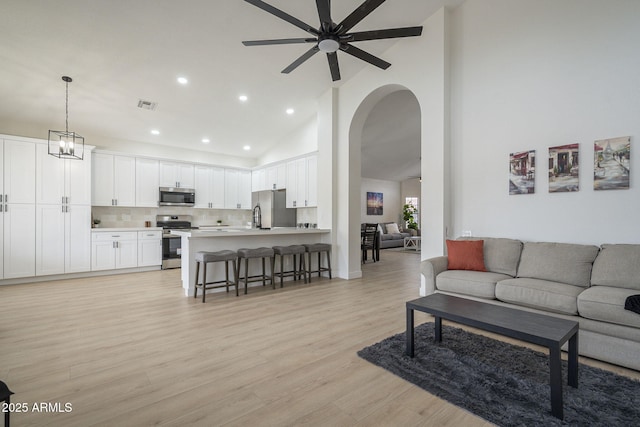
[158,187,195,206]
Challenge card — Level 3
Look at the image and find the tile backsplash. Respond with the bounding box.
[92,206,251,228]
[92,206,317,228]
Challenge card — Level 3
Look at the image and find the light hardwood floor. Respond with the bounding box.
[1,250,638,426]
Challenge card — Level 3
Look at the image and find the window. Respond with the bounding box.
[405,197,419,228]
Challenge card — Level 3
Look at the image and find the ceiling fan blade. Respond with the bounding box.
[243,38,317,46]
[327,52,341,81]
[316,0,333,32]
[244,0,319,36]
[347,26,423,42]
[282,46,320,74]
[340,43,391,69]
[337,0,386,34]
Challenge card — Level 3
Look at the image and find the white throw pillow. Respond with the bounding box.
[386,223,400,234]
[378,224,384,235]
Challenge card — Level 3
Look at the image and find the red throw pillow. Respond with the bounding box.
[446,240,486,272]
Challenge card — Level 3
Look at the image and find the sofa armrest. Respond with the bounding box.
[420,256,448,294]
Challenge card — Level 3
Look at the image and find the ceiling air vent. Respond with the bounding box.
[137,99,158,111]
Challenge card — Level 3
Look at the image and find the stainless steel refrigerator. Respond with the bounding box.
[251,189,297,229]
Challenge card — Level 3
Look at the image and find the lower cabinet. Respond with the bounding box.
[137,231,162,267]
[91,231,138,271]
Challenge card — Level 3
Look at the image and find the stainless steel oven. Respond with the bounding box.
[156,215,195,269]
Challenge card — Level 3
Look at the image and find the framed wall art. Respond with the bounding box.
[549,143,579,192]
[366,192,383,215]
[594,136,630,190]
[509,150,535,195]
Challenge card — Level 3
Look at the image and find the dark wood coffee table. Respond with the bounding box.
[406,293,579,420]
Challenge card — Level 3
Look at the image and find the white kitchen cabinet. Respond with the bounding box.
[92,153,136,206]
[137,230,162,267]
[159,161,194,188]
[36,143,92,205]
[267,164,287,190]
[36,204,91,275]
[35,145,92,276]
[3,203,36,279]
[91,231,138,271]
[2,139,36,279]
[305,155,318,207]
[3,139,36,204]
[195,165,225,209]
[224,169,251,209]
[251,168,266,192]
[286,155,317,208]
[135,158,159,207]
[253,164,286,192]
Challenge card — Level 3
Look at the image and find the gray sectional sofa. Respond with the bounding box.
[421,237,640,371]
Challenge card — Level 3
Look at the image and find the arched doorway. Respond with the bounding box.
[349,85,421,274]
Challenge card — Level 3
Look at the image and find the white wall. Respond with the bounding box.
[361,178,402,224]
[449,0,640,244]
[257,116,318,166]
[332,8,449,280]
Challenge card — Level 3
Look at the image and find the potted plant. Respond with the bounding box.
[402,204,418,235]
[93,218,101,228]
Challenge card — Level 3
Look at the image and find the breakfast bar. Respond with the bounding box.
[171,227,331,296]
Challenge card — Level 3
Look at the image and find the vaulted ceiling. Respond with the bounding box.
[0,0,458,178]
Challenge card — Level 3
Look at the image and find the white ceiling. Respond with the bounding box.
[0,0,456,178]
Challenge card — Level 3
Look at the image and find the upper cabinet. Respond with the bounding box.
[253,163,287,192]
[135,158,159,207]
[159,161,194,189]
[92,153,136,207]
[224,169,251,209]
[194,165,225,209]
[286,155,317,208]
[3,139,36,204]
[36,144,91,205]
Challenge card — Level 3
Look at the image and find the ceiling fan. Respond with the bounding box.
[242,0,423,81]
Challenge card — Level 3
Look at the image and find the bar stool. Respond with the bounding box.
[236,247,275,294]
[272,245,307,287]
[303,243,332,282]
[193,250,238,303]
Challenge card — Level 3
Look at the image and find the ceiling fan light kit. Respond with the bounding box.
[48,75,85,160]
[242,0,423,81]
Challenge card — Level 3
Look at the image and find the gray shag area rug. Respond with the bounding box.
[357,322,640,426]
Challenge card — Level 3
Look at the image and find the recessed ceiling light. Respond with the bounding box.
[151,129,160,135]
[243,145,251,151]
[238,95,248,102]
[202,138,210,144]
[177,76,188,85]
[286,108,295,115]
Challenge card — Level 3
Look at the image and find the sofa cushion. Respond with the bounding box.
[516,242,600,287]
[380,233,408,241]
[496,278,583,315]
[386,223,400,234]
[436,270,512,299]
[460,237,522,277]
[591,244,640,290]
[578,286,640,328]
[446,239,486,271]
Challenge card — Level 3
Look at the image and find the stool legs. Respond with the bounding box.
[194,257,238,303]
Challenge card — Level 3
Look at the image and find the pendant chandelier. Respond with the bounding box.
[48,75,84,160]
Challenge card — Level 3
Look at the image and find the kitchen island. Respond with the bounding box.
[171,227,331,296]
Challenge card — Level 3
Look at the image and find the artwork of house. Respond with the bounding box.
[509,150,535,195]
[549,144,579,192]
